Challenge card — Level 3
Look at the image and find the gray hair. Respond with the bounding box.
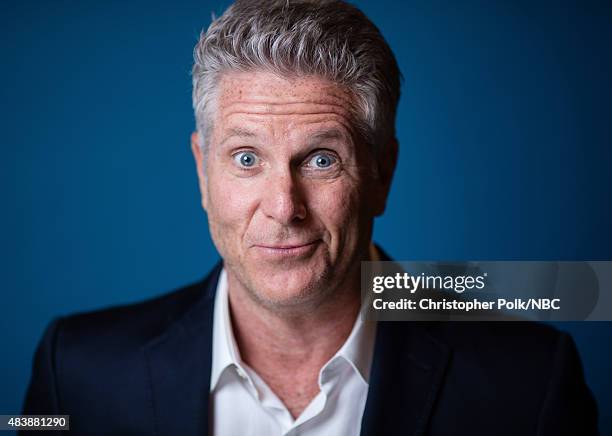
[192,0,401,153]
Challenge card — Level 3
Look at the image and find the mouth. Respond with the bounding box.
[253,240,321,259]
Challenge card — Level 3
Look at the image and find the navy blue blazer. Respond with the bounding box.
[23,257,598,435]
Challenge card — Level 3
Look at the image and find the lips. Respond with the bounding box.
[252,240,321,259]
[256,241,317,250]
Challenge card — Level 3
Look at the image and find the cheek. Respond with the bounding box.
[307,178,366,244]
[206,174,257,256]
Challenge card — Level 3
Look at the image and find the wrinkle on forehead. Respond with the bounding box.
[215,71,358,120]
[222,103,353,117]
[207,71,363,150]
[217,113,358,152]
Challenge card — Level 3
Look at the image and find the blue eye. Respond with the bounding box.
[309,153,336,169]
[234,151,258,168]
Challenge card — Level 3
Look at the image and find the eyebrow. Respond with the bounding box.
[309,129,347,143]
[219,127,258,147]
[219,127,351,148]
[307,128,353,150]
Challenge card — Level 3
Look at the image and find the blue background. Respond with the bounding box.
[1,0,611,432]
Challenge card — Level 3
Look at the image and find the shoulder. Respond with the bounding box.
[420,321,575,373]
[417,322,598,434]
[380,320,584,400]
[430,320,564,354]
[53,262,222,353]
[23,263,223,418]
[417,321,588,411]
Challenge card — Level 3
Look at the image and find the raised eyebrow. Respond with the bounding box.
[308,128,352,146]
[219,127,258,147]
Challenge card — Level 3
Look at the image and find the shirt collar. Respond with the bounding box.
[333,243,379,384]
[331,306,376,385]
[209,244,379,392]
[210,268,240,391]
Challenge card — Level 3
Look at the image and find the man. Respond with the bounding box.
[23,1,598,435]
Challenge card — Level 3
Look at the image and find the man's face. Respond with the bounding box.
[192,71,394,310]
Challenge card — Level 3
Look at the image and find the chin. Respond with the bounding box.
[247,265,331,309]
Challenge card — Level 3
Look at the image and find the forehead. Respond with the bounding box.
[212,71,359,138]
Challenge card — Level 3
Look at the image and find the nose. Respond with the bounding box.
[261,168,307,225]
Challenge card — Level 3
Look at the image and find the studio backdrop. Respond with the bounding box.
[1,0,611,433]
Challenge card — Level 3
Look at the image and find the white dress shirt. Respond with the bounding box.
[209,248,378,436]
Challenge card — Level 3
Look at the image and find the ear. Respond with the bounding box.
[372,138,398,216]
[191,131,208,211]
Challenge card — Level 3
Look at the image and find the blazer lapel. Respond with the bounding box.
[143,263,222,436]
[361,322,451,436]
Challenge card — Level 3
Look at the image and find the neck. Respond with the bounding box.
[226,265,362,417]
